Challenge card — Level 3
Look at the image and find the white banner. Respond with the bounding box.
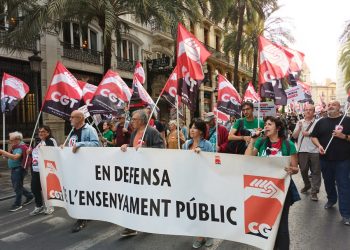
[253,102,276,117]
[286,85,304,104]
[39,147,291,250]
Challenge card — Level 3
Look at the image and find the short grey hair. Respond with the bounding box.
[133,109,148,125]
[9,131,23,140]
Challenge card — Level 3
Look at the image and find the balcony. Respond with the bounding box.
[61,42,103,65]
[0,25,36,51]
[147,56,173,73]
[116,57,137,72]
[149,19,174,45]
[203,44,230,64]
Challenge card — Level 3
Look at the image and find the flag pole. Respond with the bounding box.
[324,105,350,153]
[215,108,219,153]
[24,110,42,167]
[2,113,5,151]
[62,128,74,147]
[257,101,261,129]
[176,96,180,149]
[140,79,171,146]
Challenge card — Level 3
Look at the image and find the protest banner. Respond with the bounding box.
[253,102,276,117]
[39,147,291,250]
[285,85,304,104]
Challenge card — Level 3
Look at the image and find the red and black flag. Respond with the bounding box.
[176,23,211,111]
[89,70,132,114]
[42,62,83,120]
[1,73,29,113]
[243,82,260,103]
[217,74,242,117]
[162,66,181,107]
[79,81,97,107]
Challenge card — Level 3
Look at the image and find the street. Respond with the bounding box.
[0,172,349,250]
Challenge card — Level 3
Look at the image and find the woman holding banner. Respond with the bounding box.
[245,116,300,250]
[27,126,57,216]
[182,118,214,248]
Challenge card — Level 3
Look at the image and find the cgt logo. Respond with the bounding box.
[44,160,64,201]
[243,175,285,239]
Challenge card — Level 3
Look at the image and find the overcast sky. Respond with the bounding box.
[275,0,350,84]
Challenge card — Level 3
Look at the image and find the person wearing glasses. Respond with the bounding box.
[120,109,164,237]
[245,116,300,250]
[66,110,99,233]
[227,102,264,154]
[27,126,57,215]
[113,114,132,147]
[0,131,34,212]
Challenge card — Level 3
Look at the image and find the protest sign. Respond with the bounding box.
[39,147,290,250]
[286,85,304,104]
[253,102,276,117]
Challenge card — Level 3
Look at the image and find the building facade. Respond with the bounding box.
[0,12,253,144]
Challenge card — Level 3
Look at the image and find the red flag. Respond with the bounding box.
[133,77,159,117]
[79,81,97,106]
[284,47,305,73]
[42,62,83,120]
[258,36,294,84]
[243,82,260,103]
[90,70,132,114]
[177,23,211,80]
[217,74,241,116]
[162,66,181,107]
[213,106,230,123]
[133,61,145,85]
[1,73,30,112]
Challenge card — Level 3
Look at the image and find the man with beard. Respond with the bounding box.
[311,101,350,226]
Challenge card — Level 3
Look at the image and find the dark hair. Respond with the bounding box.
[189,118,207,138]
[241,101,254,110]
[39,125,54,138]
[263,116,287,139]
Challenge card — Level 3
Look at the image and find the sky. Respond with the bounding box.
[275,0,350,84]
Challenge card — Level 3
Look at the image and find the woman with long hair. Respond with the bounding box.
[245,116,300,250]
[28,126,57,215]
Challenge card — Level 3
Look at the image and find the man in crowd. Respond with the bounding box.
[113,113,132,147]
[227,102,264,154]
[120,109,164,236]
[292,104,321,201]
[204,112,228,152]
[0,132,33,212]
[311,100,350,226]
[66,110,99,232]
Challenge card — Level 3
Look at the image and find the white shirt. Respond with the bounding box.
[293,118,319,153]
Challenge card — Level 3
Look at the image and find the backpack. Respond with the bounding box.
[226,119,251,154]
[256,138,291,156]
[11,143,32,170]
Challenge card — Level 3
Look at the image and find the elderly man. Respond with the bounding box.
[292,104,321,201]
[120,109,164,237]
[203,112,228,152]
[66,110,99,232]
[0,132,34,212]
[311,100,350,226]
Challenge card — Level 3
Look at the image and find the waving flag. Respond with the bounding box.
[217,74,242,116]
[243,82,260,103]
[90,70,132,114]
[162,66,181,107]
[134,61,145,85]
[42,62,82,120]
[79,81,97,106]
[214,106,230,123]
[297,80,312,103]
[1,73,30,113]
[284,47,305,73]
[134,77,159,118]
[177,23,211,80]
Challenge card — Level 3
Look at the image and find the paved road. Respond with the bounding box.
[0,172,349,250]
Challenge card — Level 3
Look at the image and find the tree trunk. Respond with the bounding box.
[103,37,112,74]
[233,1,245,92]
[252,45,258,89]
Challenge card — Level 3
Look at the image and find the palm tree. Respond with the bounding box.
[222,0,278,90]
[0,0,201,73]
[339,20,350,91]
[224,5,294,89]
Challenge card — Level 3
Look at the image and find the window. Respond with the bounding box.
[117,39,140,61]
[62,22,100,51]
[215,35,220,51]
[204,28,209,45]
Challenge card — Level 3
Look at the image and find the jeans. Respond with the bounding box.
[11,167,33,206]
[31,171,43,207]
[320,159,350,218]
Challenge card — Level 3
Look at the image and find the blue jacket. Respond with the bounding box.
[182,138,214,152]
[73,124,100,148]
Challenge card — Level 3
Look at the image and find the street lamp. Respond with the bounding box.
[28,50,43,115]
